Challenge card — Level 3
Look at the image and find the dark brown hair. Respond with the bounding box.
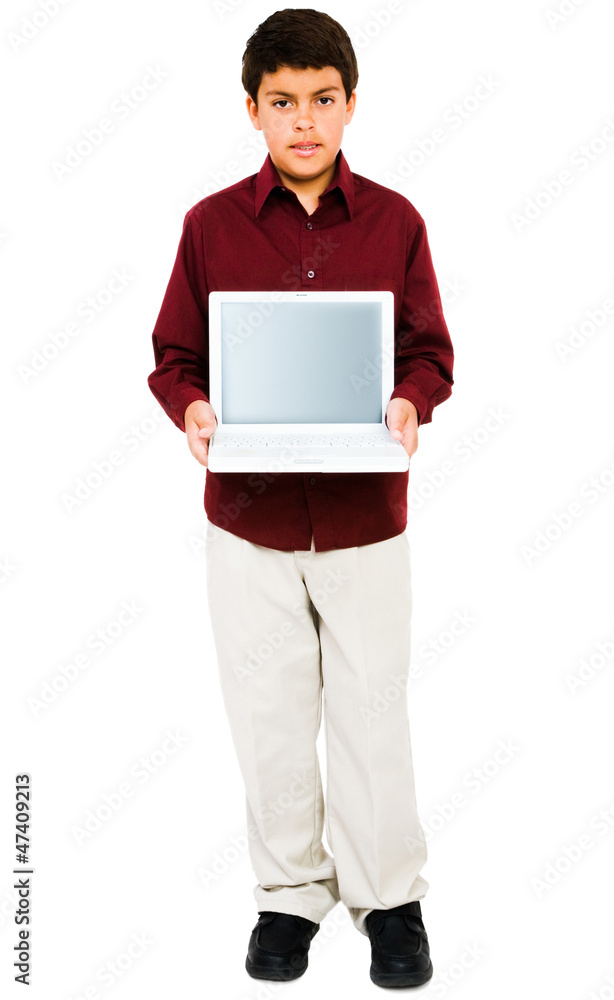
[242,8,358,105]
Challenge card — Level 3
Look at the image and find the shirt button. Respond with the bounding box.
[309,477,316,485]
[307,270,315,278]
[306,222,313,229]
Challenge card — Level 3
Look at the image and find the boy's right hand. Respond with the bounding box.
[184,400,218,467]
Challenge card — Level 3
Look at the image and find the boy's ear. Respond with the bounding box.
[246,94,261,131]
[345,89,357,125]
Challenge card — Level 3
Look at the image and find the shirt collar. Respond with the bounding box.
[254,149,355,220]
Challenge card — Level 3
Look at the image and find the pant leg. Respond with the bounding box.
[298,529,429,937]
[204,520,340,925]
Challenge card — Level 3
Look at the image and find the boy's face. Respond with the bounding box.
[246,65,356,195]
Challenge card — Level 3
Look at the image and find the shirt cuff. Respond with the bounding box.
[389,386,427,427]
[171,385,212,433]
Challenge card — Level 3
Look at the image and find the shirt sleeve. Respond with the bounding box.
[147,208,211,433]
[389,214,454,425]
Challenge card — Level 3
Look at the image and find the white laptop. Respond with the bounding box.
[206,290,409,473]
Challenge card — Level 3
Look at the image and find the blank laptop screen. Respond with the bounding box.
[220,301,383,424]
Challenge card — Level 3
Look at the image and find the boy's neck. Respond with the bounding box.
[274,157,338,216]
[295,191,321,216]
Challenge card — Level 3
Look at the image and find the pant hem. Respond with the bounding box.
[255,901,335,925]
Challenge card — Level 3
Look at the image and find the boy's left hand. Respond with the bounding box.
[385,398,419,458]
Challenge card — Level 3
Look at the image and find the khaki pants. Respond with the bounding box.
[204,519,429,937]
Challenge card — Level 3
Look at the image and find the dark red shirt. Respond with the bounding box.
[147,150,454,551]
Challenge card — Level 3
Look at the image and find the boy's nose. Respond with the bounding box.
[292,109,316,129]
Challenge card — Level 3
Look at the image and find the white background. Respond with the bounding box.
[2,0,614,996]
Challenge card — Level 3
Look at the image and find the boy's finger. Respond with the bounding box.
[387,419,406,437]
[191,439,209,466]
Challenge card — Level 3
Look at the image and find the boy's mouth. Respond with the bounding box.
[291,142,321,157]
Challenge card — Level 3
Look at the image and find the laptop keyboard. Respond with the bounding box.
[215,433,401,449]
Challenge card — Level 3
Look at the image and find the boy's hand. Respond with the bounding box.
[185,400,218,467]
[385,398,419,459]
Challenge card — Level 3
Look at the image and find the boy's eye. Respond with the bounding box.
[272,97,334,109]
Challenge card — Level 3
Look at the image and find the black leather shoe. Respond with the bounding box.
[245,910,320,981]
[366,900,433,988]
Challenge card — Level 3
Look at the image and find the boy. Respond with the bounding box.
[147,8,454,989]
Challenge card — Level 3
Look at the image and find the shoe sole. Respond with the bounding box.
[370,959,434,988]
[245,956,308,981]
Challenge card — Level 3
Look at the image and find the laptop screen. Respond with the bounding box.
[220,301,384,424]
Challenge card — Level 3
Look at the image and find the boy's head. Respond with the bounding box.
[241,8,358,107]
[242,9,358,199]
